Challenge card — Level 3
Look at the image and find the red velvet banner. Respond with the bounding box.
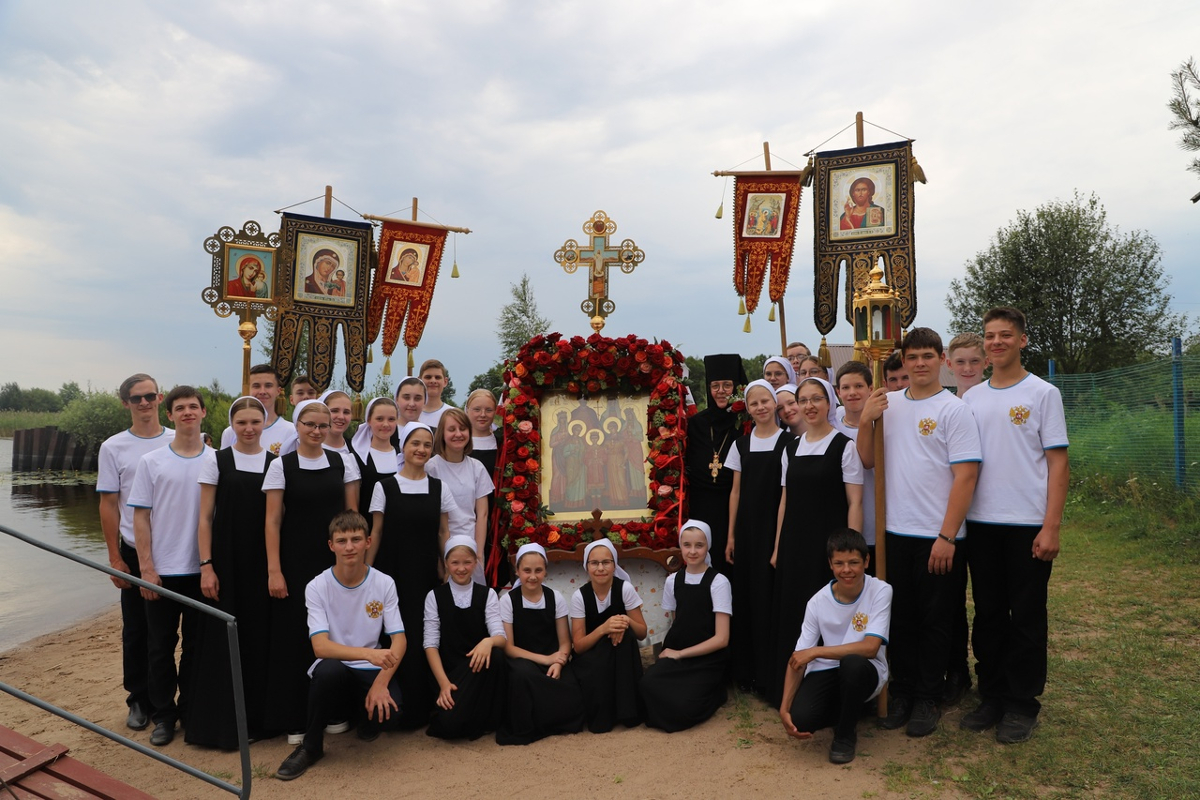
[368,220,448,356]
[732,175,802,314]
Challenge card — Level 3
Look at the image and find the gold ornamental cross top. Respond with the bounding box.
[554,210,645,332]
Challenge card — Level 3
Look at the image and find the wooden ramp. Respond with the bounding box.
[0,724,154,800]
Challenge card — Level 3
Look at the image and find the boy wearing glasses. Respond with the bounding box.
[960,308,1068,743]
[220,364,291,454]
[98,373,176,732]
[857,328,981,738]
[127,386,213,746]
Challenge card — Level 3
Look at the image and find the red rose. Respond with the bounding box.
[634,351,648,363]
[664,472,679,485]
[528,431,541,444]
[664,413,678,426]
[527,458,539,471]
[535,351,552,366]
[639,362,652,373]
[601,352,616,367]
[588,351,603,366]
[587,380,600,393]
[517,446,531,458]
[512,476,527,488]
[616,356,632,372]
[560,533,578,549]
[567,381,580,394]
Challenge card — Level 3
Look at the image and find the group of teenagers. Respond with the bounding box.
[96,304,1067,778]
[686,305,1068,763]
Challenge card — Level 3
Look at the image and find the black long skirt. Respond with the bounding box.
[641,650,729,732]
[495,659,584,745]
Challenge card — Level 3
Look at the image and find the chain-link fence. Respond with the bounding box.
[1048,345,1198,493]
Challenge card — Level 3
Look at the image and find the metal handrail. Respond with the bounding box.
[0,523,251,798]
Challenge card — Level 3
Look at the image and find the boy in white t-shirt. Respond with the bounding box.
[219,364,290,453]
[127,386,211,746]
[779,529,891,765]
[276,511,406,781]
[96,372,176,732]
[857,328,981,738]
[961,307,1068,744]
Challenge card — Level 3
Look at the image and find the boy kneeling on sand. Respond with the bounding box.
[277,511,406,781]
[779,529,892,764]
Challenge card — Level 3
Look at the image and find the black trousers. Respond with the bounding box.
[789,655,878,742]
[144,574,201,725]
[966,522,1052,717]
[118,541,150,709]
[885,532,966,702]
[304,659,403,753]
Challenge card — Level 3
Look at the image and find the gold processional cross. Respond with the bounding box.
[554,210,645,333]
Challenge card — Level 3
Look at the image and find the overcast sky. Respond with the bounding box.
[1,0,1197,399]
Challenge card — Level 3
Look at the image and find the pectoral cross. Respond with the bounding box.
[554,210,644,332]
[709,452,723,479]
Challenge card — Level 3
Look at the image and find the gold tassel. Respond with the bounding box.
[274,396,286,418]
[407,347,415,374]
[853,345,869,364]
[351,393,365,423]
[768,304,776,322]
[799,156,815,187]
[715,201,723,219]
[366,345,374,364]
[818,336,832,368]
[743,315,752,333]
[738,297,746,316]
[911,156,928,184]
[382,356,392,377]
[450,260,460,278]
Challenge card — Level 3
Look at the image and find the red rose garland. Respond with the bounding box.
[488,332,687,576]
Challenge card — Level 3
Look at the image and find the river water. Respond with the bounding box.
[0,437,114,653]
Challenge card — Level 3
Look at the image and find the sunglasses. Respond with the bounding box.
[126,392,159,405]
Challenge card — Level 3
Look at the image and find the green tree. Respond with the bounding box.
[947,192,1188,375]
[497,273,551,358]
[21,387,63,412]
[1168,57,1200,181]
[0,382,21,410]
[60,391,128,450]
[59,381,84,406]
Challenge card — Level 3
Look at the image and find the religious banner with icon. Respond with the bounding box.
[487,332,686,582]
[812,141,918,336]
[367,217,449,371]
[273,212,373,391]
[732,175,802,315]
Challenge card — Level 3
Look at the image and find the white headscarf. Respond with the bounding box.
[443,534,478,559]
[797,377,840,426]
[743,378,778,403]
[776,383,798,398]
[289,400,328,453]
[512,542,548,587]
[399,421,434,449]
[764,356,797,386]
[226,396,267,429]
[350,397,396,462]
[583,538,631,582]
[679,519,713,566]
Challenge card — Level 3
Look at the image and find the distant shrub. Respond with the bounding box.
[59,392,128,449]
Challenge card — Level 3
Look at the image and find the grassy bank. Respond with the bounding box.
[882,480,1200,799]
[0,410,63,437]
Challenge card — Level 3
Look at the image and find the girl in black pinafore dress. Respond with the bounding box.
[350,397,401,522]
[263,401,359,736]
[496,544,584,745]
[725,380,794,697]
[424,535,507,740]
[770,378,864,705]
[189,397,275,748]
[640,520,732,732]
[570,539,647,732]
[368,421,451,730]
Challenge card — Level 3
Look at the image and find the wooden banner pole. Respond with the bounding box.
[324,185,332,218]
[856,111,864,148]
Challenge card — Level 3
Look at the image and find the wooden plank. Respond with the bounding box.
[0,725,156,800]
[0,744,68,784]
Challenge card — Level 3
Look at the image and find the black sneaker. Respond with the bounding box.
[357,721,380,742]
[879,695,912,729]
[995,711,1039,744]
[905,699,940,737]
[276,745,322,781]
[829,738,857,764]
[940,671,971,707]
[126,702,149,731]
[960,700,1005,732]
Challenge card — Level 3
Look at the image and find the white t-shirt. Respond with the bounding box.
[834,406,860,437]
[306,566,404,672]
[364,448,400,475]
[880,389,982,539]
[568,581,643,619]
[661,569,733,615]
[197,447,267,484]
[425,455,494,540]
[499,587,569,623]
[780,428,864,486]
[965,374,1069,526]
[724,428,784,473]
[795,575,892,699]
[261,451,361,492]
[368,475,458,515]
[97,427,176,547]
[126,443,211,575]
[419,405,449,429]
[833,423,876,546]
[471,435,498,452]
[221,415,291,455]
[422,581,505,649]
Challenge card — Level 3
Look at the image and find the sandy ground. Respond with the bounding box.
[0,607,964,800]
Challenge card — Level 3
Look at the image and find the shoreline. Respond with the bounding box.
[0,609,951,799]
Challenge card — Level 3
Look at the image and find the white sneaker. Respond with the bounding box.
[287,731,304,745]
[324,720,351,735]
